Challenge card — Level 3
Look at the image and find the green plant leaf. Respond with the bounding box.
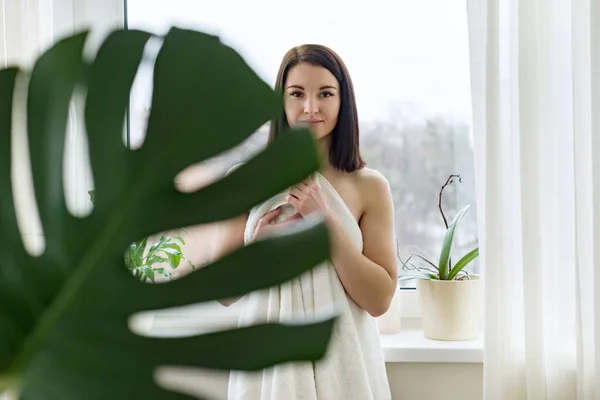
[438,205,471,280]
[145,267,156,283]
[400,253,439,271]
[447,247,480,280]
[148,236,169,254]
[174,235,185,245]
[0,27,335,399]
[132,238,148,267]
[166,252,182,269]
[146,255,168,265]
[398,271,438,281]
[161,243,182,254]
[185,257,196,270]
[124,248,133,269]
[154,268,170,279]
[158,247,180,256]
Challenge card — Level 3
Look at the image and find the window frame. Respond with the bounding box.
[122,1,478,327]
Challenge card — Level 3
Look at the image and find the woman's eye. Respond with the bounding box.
[290,91,303,98]
[320,92,333,98]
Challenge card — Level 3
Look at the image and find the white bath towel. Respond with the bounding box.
[228,172,391,400]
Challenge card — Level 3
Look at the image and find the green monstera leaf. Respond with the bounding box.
[0,27,335,399]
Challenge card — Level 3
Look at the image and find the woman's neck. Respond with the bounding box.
[317,136,333,173]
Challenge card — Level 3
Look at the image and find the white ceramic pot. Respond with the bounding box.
[376,286,402,334]
[417,275,482,340]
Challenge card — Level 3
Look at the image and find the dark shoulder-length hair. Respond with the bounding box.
[268,44,366,172]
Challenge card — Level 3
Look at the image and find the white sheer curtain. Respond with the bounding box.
[1,3,127,398]
[1,0,124,67]
[466,0,599,399]
[0,0,124,255]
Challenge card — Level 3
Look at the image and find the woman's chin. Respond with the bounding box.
[311,129,331,141]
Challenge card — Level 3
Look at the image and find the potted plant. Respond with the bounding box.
[399,174,481,340]
[88,189,194,283]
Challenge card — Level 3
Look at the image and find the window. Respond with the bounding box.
[125,0,479,288]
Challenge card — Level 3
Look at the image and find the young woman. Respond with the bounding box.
[215,44,397,400]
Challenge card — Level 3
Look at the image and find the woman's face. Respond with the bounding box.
[283,63,341,140]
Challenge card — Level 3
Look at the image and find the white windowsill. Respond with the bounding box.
[132,301,484,365]
[380,330,483,363]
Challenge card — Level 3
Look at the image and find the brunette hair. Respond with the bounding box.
[268,44,365,172]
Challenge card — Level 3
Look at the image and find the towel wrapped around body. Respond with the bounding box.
[228,172,391,400]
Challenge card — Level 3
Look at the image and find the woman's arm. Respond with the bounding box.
[287,171,398,317]
[212,163,248,307]
[325,171,397,317]
[212,213,249,307]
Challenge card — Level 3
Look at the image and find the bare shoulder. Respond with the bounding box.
[354,167,390,185]
[353,168,392,207]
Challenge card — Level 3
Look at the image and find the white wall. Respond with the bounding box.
[153,363,483,400]
[387,363,482,400]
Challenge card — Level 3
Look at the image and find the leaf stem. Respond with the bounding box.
[438,174,461,229]
[438,174,461,274]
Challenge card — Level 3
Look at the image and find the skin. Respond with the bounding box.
[214,63,398,317]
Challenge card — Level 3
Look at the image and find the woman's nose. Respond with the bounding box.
[303,98,319,114]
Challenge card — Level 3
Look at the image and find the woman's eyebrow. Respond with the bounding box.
[286,85,338,90]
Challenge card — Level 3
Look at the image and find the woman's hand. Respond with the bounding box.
[252,206,302,241]
[286,179,332,218]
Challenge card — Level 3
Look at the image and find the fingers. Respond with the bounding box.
[254,209,302,241]
[282,212,302,223]
[272,213,302,231]
[258,206,282,226]
[286,195,301,210]
[300,178,316,189]
[290,179,318,197]
[299,179,312,188]
[253,207,283,241]
[289,187,304,200]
